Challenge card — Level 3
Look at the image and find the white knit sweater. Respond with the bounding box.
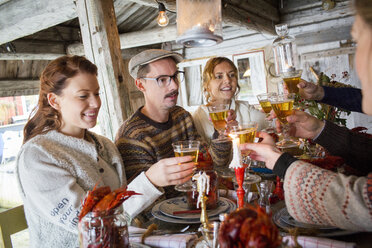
[192,99,267,143]
[16,130,162,248]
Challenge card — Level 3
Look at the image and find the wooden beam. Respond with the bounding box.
[0,0,11,6]
[67,25,177,55]
[0,79,39,97]
[127,0,276,34]
[227,0,279,23]
[0,53,65,60]
[76,0,132,140]
[222,5,275,35]
[0,0,77,45]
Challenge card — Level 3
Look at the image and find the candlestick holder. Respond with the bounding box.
[192,171,211,229]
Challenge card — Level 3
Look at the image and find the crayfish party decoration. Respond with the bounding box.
[219,205,282,248]
[78,183,140,248]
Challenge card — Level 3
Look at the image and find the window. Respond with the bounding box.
[233,50,268,105]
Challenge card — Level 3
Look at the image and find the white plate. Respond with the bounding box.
[152,197,236,224]
[159,196,230,219]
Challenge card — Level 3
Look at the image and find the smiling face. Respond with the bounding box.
[351,15,372,115]
[207,61,238,103]
[138,58,179,112]
[51,72,101,138]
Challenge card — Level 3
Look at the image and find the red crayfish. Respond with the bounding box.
[79,183,140,220]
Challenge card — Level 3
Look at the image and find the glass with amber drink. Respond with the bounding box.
[269,93,297,148]
[173,140,200,191]
[282,69,303,94]
[207,103,230,141]
[257,93,276,131]
[230,122,258,158]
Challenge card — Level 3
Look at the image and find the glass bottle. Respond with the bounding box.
[257,180,273,214]
[187,160,219,210]
[272,23,296,75]
[79,207,129,248]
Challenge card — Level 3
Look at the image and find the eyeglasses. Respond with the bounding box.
[141,71,185,87]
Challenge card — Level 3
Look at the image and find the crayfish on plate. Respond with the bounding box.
[78,183,140,248]
[218,205,282,248]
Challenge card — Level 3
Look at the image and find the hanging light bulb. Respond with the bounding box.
[157,3,169,27]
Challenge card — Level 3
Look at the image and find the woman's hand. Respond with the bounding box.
[226,109,238,132]
[240,132,282,170]
[145,156,195,187]
[298,79,325,100]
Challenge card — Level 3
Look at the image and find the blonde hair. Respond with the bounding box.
[202,57,240,103]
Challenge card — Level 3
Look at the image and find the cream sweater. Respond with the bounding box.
[16,130,162,248]
[192,99,267,143]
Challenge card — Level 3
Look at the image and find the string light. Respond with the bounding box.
[157,3,169,27]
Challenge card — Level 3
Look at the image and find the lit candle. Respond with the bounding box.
[228,134,243,169]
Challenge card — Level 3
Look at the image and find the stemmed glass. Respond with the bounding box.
[269,93,298,148]
[257,93,276,132]
[173,140,200,192]
[282,69,303,94]
[207,103,230,142]
[230,122,261,207]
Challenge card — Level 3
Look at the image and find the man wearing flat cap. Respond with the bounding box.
[115,49,231,215]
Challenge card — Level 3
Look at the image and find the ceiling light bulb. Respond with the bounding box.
[157,3,169,27]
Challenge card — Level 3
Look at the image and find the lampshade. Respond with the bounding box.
[176,0,223,47]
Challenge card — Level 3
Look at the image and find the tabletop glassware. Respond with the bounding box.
[199,221,220,248]
[173,140,200,192]
[207,103,230,142]
[230,122,258,164]
[269,93,298,149]
[257,180,273,214]
[257,92,276,132]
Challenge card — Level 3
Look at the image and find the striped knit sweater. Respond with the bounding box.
[115,106,231,200]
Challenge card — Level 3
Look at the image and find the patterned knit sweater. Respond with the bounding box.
[115,106,232,200]
[273,121,372,231]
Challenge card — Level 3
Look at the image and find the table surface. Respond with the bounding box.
[140,199,372,248]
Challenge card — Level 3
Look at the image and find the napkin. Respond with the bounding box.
[282,236,357,248]
[129,226,198,248]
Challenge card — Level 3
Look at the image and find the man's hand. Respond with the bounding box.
[286,110,325,139]
[145,156,195,187]
[298,80,324,101]
[240,132,282,170]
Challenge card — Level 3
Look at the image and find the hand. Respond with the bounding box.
[240,132,282,170]
[226,109,238,132]
[286,110,325,139]
[298,79,324,100]
[145,156,195,187]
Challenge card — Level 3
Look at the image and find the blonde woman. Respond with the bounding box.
[192,57,266,143]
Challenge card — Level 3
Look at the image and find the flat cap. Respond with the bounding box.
[128,49,183,79]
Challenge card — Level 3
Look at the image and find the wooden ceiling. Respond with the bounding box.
[0,0,354,97]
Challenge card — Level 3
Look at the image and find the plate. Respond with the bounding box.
[278,208,335,230]
[273,207,357,237]
[130,242,151,248]
[159,196,230,219]
[152,197,236,224]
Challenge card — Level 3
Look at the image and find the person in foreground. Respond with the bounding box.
[241,0,372,231]
[193,57,267,143]
[15,56,171,248]
[115,50,232,218]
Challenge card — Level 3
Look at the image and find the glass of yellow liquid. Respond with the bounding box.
[230,122,258,158]
[257,92,276,131]
[269,93,298,148]
[282,69,303,94]
[173,140,200,192]
[207,103,230,142]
